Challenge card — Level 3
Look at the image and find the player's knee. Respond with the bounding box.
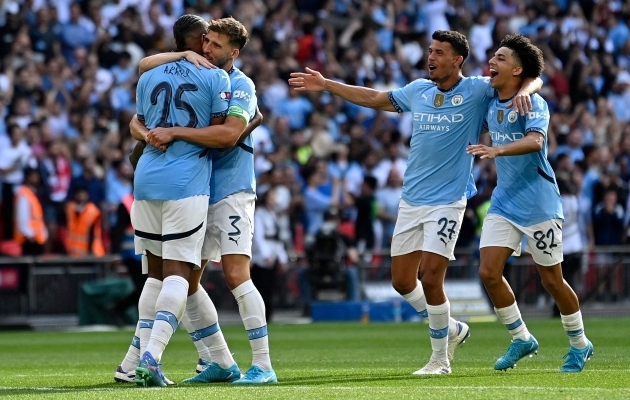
[540,274,563,294]
[223,266,250,289]
[478,264,500,286]
[391,277,414,295]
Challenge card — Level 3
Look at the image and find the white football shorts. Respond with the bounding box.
[480,213,564,267]
[131,195,208,269]
[391,196,466,260]
[201,191,255,263]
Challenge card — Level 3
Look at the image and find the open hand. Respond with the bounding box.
[288,67,326,92]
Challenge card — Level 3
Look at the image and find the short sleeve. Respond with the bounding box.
[525,96,550,137]
[136,76,146,123]
[388,80,425,113]
[228,78,256,123]
[209,69,231,119]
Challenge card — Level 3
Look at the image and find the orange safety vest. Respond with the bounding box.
[14,185,47,245]
[65,201,105,257]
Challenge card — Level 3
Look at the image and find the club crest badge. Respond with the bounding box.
[434,93,445,107]
[451,94,463,106]
[508,111,518,123]
[497,109,504,124]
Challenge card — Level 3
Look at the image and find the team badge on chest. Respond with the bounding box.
[497,109,504,124]
[451,94,463,106]
[434,93,445,107]
[508,111,518,123]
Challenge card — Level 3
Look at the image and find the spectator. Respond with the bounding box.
[376,168,403,248]
[65,185,105,257]
[251,188,288,322]
[14,167,47,255]
[0,123,35,239]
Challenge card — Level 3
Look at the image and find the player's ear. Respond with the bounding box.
[513,66,523,77]
[231,48,240,60]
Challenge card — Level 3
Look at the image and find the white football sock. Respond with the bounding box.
[185,288,234,368]
[427,301,450,362]
[495,302,531,342]
[232,280,271,370]
[401,280,428,318]
[181,313,212,363]
[119,334,140,373]
[145,275,188,362]
[136,278,162,357]
[561,310,588,349]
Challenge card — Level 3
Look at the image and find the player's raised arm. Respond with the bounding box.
[288,67,396,112]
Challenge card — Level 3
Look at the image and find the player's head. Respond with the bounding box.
[203,17,249,69]
[428,30,469,83]
[489,34,544,89]
[173,14,209,54]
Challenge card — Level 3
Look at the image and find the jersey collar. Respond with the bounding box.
[498,92,517,103]
[227,66,235,75]
[437,77,463,93]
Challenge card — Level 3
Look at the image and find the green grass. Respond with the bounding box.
[0,318,628,399]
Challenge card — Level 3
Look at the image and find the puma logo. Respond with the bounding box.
[543,250,552,256]
[440,238,448,246]
[421,94,428,102]
[229,237,240,246]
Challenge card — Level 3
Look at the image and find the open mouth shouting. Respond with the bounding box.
[489,68,499,81]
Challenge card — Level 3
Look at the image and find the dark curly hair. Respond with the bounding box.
[173,14,208,52]
[498,34,545,78]
[432,30,470,69]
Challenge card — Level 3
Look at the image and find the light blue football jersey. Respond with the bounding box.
[134,60,230,201]
[485,93,563,225]
[209,67,257,203]
[389,76,496,206]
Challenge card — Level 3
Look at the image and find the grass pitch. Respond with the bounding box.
[0,317,628,399]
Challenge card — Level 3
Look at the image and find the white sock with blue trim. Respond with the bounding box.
[495,302,531,341]
[402,280,428,318]
[120,334,141,373]
[136,277,162,358]
[181,312,212,363]
[232,280,271,370]
[145,275,188,362]
[561,310,588,349]
[185,288,234,368]
[427,301,450,362]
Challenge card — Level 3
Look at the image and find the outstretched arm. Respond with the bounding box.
[467,131,543,159]
[508,77,543,115]
[138,51,214,75]
[288,67,396,112]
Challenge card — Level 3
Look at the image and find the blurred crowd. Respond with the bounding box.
[1,0,630,262]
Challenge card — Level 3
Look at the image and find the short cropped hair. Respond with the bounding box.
[208,17,249,50]
[432,30,469,68]
[498,34,545,78]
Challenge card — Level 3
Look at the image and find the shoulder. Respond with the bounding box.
[405,78,434,91]
[232,70,256,93]
[531,94,549,111]
[462,75,491,86]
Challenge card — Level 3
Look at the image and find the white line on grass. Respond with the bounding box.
[1,386,629,392]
